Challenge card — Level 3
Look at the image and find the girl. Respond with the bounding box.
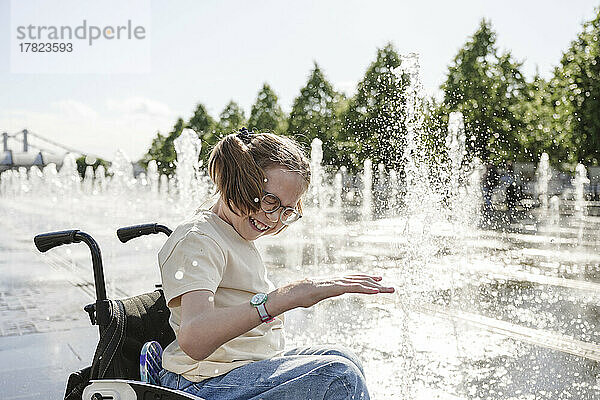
[158,128,395,399]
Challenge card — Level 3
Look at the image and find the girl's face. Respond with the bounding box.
[220,167,306,241]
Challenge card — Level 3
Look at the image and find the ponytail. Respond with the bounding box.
[208,132,264,216]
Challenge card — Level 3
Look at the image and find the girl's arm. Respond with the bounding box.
[178,274,394,361]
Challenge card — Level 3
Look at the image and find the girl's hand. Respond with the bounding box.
[288,274,395,309]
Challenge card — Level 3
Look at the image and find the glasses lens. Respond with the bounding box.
[261,194,280,212]
[281,209,300,225]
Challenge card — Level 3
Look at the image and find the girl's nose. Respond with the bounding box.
[263,210,280,223]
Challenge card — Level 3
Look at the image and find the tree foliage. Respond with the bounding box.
[550,9,600,165]
[75,155,110,179]
[288,63,344,164]
[513,75,558,162]
[188,103,217,164]
[341,43,407,171]
[217,101,246,134]
[248,83,286,134]
[141,118,185,176]
[441,19,529,164]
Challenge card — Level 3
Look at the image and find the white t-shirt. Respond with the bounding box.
[158,209,285,382]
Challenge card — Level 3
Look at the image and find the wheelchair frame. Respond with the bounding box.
[34,223,200,400]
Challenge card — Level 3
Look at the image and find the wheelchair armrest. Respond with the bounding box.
[83,379,202,400]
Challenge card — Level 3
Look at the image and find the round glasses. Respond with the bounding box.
[260,192,302,225]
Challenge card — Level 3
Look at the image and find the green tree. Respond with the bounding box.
[141,131,166,168]
[421,96,451,167]
[187,103,217,163]
[216,101,246,134]
[550,9,600,165]
[340,43,407,171]
[513,75,558,162]
[288,63,344,164]
[75,155,110,179]
[142,118,185,176]
[248,83,285,134]
[441,19,528,164]
[141,103,217,175]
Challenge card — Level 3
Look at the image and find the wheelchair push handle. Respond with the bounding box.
[117,223,172,243]
[33,229,108,304]
[34,230,80,253]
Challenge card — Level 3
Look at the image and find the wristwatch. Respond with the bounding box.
[250,293,274,323]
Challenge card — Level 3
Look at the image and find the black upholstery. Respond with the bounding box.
[65,289,175,399]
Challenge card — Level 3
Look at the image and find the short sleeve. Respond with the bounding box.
[159,231,226,307]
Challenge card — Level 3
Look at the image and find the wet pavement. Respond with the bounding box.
[0,223,97,399]
[0,327,96,399]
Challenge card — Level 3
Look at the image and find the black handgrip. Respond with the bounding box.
[34,230,79,252]
[117,223,172,243]
[33,229,108,323]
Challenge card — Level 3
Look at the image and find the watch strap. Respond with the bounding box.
[256,303,275,323]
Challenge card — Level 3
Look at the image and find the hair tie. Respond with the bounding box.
[237,127,253,145]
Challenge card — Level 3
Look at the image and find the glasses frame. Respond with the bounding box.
[259,191,302,226]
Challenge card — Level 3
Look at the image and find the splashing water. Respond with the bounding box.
[536,153,551,212]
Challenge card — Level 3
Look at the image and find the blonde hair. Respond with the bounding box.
[208,130,311,218]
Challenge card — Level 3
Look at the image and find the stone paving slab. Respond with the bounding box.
[0,231,92,338]
[0,286,90,337]
[0,326,98,400]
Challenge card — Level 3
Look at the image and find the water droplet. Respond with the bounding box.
[208,296,214,302]
[192,260,198,267]
[175,270,184,280]
[254,197,259,202]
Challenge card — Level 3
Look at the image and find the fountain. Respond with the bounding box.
[173,128,203,213]
[549,195,561,243]
[574,163,590,219]
[58,153,81,194]
[108,150,135,195]
[157,174,167,197]
[536,152,551,212]
[447,112,466,188]
[94,164,107,194]
[361,159,373,221]
[333,169,343,211]
[147,160,160,195]
[574,163,590,245]
[82,165,93,194]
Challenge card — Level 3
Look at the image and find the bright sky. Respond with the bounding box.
[1,0,598,161]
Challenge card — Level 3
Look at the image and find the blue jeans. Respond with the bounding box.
[159,345,370,400]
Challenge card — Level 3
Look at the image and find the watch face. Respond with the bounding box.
[251,293,267,306]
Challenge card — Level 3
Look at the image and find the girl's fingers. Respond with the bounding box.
[337,281,395,294]
[345,279,382,290]
[322,277,395,298]
[346,274,383,281]
[351,284,380,294]
[338,277,395,292]
[344,276,383,286]
[344,277,391,290]
[335,282,378,293]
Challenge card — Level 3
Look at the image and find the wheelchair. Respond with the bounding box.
[34,223,202,400]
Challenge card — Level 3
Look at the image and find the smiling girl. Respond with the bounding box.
[158,128,394,399]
